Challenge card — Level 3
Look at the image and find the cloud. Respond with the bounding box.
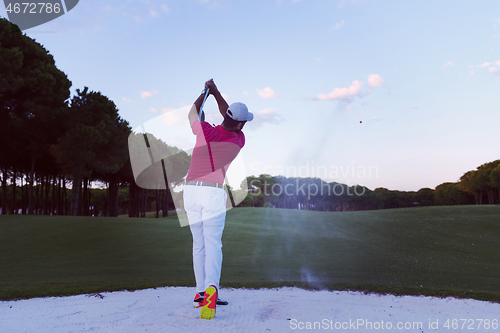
[316,74,384,103]
[121,97,135,104]
[477,60,500,68]
[472,60,500,76]
[161,110,182,125]
[367,74,384,87]
[149,9,159,17]
[256,87,279,99]
[317,80,363,101]
[441,61,454,69]
[250,108,286,129]
[140,90,159,99]
[333,20,345,30]
[101,5,113,12]
[160,5,170,13]
[116,3,171,22]
[258,108,276,116]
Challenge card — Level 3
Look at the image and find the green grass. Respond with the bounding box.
[117,210,180,218]
[1,206,500,302]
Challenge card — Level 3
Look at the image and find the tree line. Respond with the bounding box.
[0,18,188,217]
[237,159,499,211]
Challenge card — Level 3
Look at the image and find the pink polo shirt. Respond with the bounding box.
[186,120,245,184]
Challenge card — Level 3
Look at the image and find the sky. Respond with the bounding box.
[2,0,500,191]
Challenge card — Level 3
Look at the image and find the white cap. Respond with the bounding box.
[226,102,254,122]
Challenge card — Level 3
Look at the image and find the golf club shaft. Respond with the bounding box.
[199,87,210,122]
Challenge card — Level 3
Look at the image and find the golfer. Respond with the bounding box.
[184,79,253,320]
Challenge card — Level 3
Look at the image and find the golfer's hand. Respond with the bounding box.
[205,79,219,96]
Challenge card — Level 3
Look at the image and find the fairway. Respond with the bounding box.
[1,206,500,302]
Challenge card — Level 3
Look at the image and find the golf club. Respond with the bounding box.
[199,79,212,122]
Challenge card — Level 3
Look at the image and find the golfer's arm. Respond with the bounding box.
[212,90,229,118]
[188,93,206,127]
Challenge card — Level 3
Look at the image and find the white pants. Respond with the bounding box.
[183,185,227,292]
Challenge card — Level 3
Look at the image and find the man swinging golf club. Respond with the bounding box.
[184,79,253,320]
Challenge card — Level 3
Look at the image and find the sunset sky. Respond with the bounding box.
[3,0,500,191]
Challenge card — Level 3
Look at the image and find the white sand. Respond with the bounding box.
[1,287,499,332]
